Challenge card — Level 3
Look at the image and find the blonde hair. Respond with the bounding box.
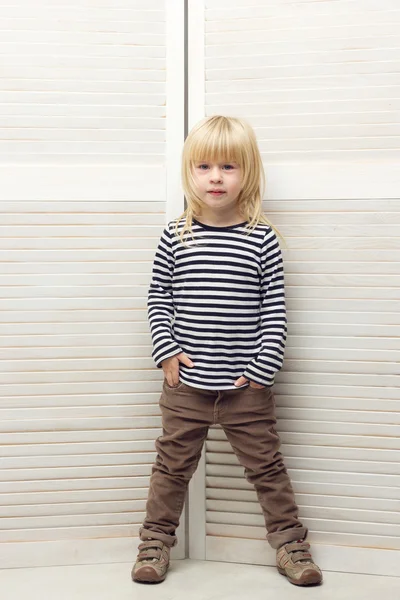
[173,115,287,249]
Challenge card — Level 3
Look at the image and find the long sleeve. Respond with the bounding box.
[242,227,288,387]
[147,223,183,368]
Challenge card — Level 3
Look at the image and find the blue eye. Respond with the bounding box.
[197,164,234,170]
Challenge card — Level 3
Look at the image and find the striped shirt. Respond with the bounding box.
[147,216,287,391]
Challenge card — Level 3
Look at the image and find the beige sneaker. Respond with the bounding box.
[276,539,323,586]
[131,539,170,584]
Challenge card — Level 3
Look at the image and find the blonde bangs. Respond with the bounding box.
[189,119,245,166]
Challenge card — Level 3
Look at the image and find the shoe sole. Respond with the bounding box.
[132,576,166,584]
[277,566,322,586]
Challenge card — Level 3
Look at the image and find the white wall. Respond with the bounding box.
[188,0,400,577]
[0,0,185,568]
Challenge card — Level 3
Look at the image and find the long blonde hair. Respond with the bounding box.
[173,115,287,249]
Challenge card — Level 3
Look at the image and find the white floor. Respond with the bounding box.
[1,559,399,599]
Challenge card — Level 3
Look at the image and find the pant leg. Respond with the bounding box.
[140,380,214,548]
[219,385,308,550]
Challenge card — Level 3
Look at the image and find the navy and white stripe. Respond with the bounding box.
[147,217,287,390]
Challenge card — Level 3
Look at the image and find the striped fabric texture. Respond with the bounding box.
[147,217,287,390]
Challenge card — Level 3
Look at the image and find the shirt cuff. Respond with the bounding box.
[153,341,183,369]
[242,360,275,387]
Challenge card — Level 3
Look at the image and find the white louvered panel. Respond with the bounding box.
[205,0,400,162]
[188,0,400,576]
[0,195,165,551]
[0,0,166,164]
[0,0,186,567]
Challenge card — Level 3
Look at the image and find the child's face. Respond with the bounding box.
[191,160,243,215]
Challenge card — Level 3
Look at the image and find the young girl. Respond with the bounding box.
[132,115,323,587]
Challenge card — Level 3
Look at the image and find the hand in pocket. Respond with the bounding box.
[161,352,194,387]
[234,375,265,389]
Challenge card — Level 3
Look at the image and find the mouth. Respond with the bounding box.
[208,191,226,195]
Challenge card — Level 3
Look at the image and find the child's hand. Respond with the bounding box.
[161,352,194,387]
[234,376,265,389]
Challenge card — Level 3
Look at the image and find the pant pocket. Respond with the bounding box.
[163,378,185,391]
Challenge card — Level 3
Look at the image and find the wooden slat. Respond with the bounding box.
[206,488,400,513]
[0,310,148,323]
[206,523,400,551]
[207,514,400,542]
[0,524,140,543]
[0,488,149,506]
[0,416,161,433]
[206,476,400,501]
[0,476,151,494]
[207,441,400,463]
[0,391,162,409]
[0,380,161,399]
[207,452,400,476]
[206,465,399,487]
[210,427,400,451]
[1,440,158,458]
[0,427,162,445]
[1,405,161,419]
[1,452,156,470]
[0,500,147,518]
[0,201,165,212]
[207,0,399,18]
[207,3,400,25]
[206,503,400,527]
[0,464,152,483]
[0,512,147,532]
[0,7,164,21]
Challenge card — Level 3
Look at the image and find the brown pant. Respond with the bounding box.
[139,379,308,550]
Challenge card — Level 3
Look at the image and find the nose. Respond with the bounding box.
[210,166,223,182]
